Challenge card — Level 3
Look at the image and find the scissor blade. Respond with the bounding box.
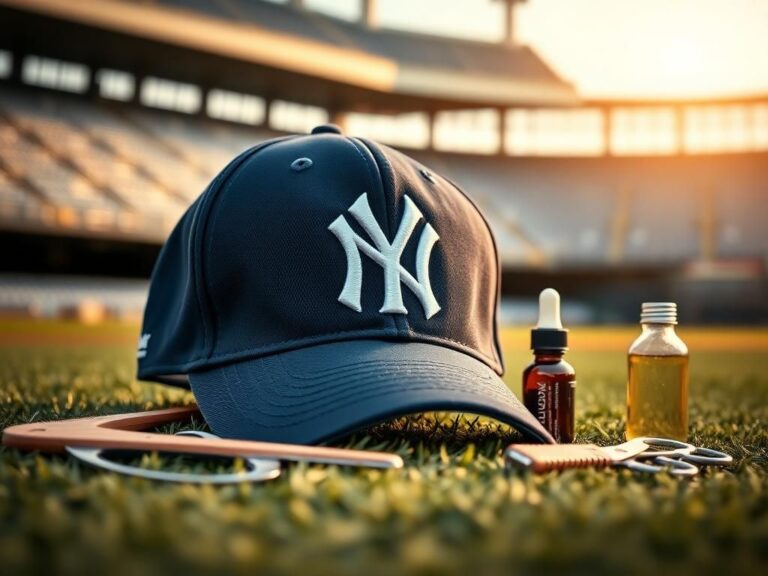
[601,438,651,462]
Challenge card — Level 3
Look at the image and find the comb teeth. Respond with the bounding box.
[640,302,677,324]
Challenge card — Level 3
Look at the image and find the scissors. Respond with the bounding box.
[505,437,733,476]
[612,437,733,476]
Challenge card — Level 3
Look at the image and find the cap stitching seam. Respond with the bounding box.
[194,152,266,359]
[355,139,396,238]
[226,380,509,417]
[340,136,399,332]
[219,332,494,363]
[187,196,211,360]
[442,175,504,372]
[276,355,494,383]
[141,330,499,375]
[207,379,538,433]
[353,137,410,335]
[199,138,291,362]
[190,144,269,363]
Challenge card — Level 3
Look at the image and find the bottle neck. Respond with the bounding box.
[533,350,566,362]
[630,320,688,356]
[640,323,677,337]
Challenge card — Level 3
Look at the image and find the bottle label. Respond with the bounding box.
[530,377,575,443]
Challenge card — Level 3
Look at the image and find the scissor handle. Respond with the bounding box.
[680,446,733,466]
[632,438,733,467]
[632,437,695,458]
[618,456,699,477]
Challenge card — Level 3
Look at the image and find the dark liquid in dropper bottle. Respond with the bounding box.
[523,351,575,443]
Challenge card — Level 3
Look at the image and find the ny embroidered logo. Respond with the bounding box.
[328,193,440,319]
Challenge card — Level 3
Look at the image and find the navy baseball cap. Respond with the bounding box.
[137,125,554,445]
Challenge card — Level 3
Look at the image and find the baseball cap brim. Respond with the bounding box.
[188,339,555,445]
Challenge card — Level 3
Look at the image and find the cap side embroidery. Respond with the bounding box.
[137,333,151,359]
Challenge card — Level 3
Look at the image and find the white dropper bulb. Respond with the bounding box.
[536,288,563,329]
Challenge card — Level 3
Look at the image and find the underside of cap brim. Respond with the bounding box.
[188,340,555,445]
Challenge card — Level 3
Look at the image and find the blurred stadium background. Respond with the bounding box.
[0,0,766,326]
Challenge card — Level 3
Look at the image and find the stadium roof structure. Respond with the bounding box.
[0,0,578,111]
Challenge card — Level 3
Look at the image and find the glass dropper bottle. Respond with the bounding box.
[522,289,575,443]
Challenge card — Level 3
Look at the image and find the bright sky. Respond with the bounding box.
[298,0,768,99]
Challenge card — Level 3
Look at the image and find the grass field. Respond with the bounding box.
[1,320,767,576]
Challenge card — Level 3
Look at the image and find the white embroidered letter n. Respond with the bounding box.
[328,193,440,319]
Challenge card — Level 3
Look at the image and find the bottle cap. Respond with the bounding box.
[531,288,568,351]
[640,302,678,325]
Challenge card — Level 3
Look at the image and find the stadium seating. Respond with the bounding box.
[413,152,767,266]
[0,85,766,266]
[0,273,148,320]
[417,154,618,264]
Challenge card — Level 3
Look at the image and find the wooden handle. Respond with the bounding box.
[504,444,611,473]
[2,407,404,469]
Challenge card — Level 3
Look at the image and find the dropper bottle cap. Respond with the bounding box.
[531,288,568,351]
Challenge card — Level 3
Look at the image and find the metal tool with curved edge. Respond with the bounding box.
[2,406,405,478]
[65,429,282,484]
[65,446,283,484]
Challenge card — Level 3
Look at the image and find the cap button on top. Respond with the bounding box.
[311,124,343,135]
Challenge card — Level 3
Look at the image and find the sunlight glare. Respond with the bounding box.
[660,35,708,92]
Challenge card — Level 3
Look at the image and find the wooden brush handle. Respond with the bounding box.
[504,444,611,473]
[2,407,404,469]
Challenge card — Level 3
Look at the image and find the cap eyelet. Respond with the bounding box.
[420,169,436,184]
[290,157,313,172]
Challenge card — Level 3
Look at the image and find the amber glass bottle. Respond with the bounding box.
[522,289,575,443]
[626,303,689,441]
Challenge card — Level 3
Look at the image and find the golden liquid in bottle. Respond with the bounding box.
[627,354,689,440]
